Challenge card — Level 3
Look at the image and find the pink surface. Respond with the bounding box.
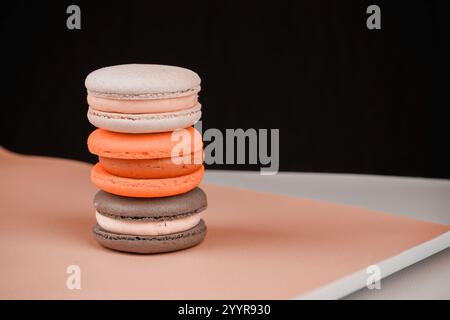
[0,148,448,299]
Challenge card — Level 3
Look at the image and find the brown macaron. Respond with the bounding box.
[93,187,207,254]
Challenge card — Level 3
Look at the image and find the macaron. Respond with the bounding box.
[93,188,207,253]
[85,64,202,133]
[88,126,204,197]
[91,163,204,198]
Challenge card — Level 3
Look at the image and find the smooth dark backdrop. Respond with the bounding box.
[1,1,449,178]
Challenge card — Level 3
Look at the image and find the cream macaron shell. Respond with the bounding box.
[95,211,202,236]
[87,103,202,133]
[85,64,201,99]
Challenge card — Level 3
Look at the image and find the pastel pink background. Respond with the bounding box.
[0,148,448,299]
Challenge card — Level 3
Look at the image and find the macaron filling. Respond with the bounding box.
[95,211,202,236]
[87,94,198,114]
[99,149,203,179]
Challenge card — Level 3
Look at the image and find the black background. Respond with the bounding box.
[1,1,449,178]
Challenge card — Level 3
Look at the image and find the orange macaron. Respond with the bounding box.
[91,163,204,198]
[88,126,204,197]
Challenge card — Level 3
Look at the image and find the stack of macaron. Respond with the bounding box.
[85,64,207,254]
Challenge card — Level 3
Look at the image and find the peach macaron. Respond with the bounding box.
[88,126,204,197]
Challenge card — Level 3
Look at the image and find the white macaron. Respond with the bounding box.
[85,64,202,133]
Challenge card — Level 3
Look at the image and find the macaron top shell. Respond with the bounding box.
[94,187,207,220]
[87,127,203,159]
[85,64,201,99]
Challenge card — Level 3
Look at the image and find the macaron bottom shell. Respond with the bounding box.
[91,163,204,198]
[93,219,207,254]
[87,104,201,134]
